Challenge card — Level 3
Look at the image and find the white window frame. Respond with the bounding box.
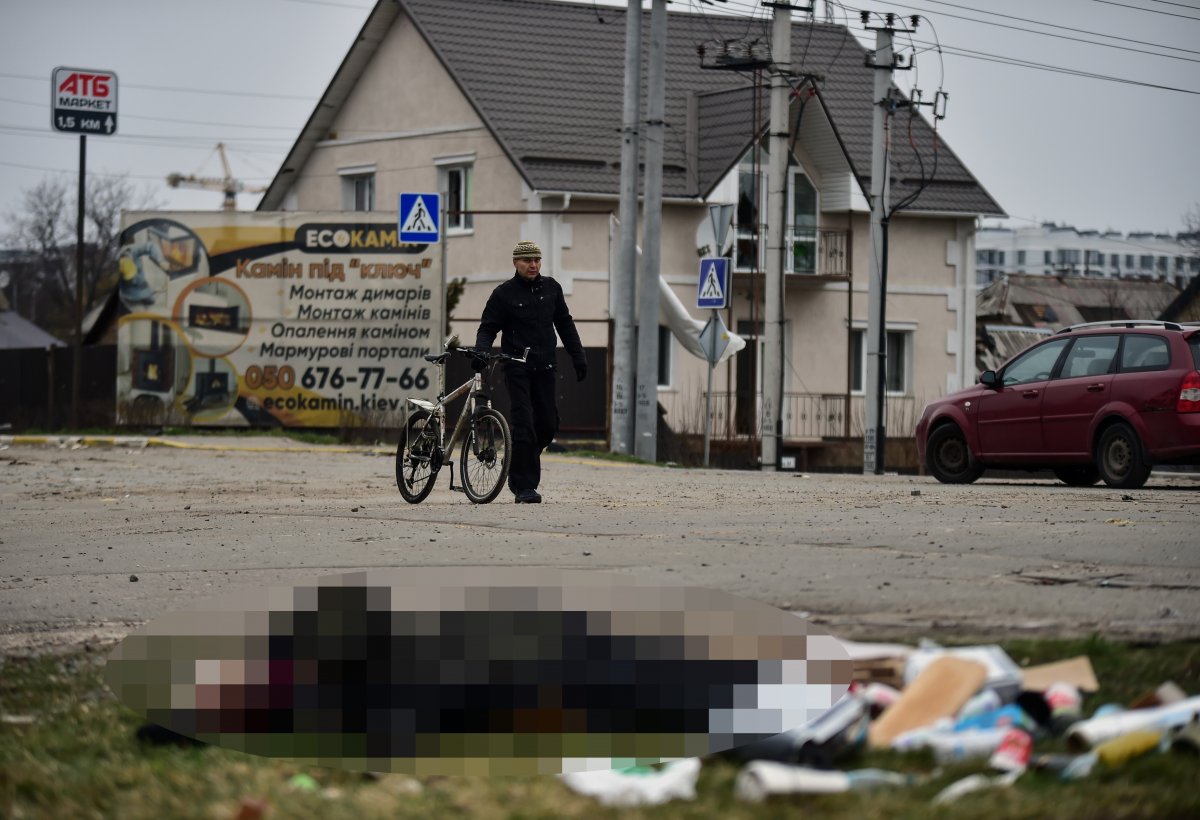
[849,323,914,396]
[786,167,819,275]
[733,148,819,274]
[657,325,673,388]
[338,164,376,212]
[435,153,475,235]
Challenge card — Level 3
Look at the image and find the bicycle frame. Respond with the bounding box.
[405,357,491,488]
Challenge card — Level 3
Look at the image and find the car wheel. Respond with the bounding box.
[1096,423,1152,490]
[926,424,984,484]
[1052,466,1101,487]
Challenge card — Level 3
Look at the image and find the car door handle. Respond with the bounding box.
[1022,390,1039,398]
[1086,383,1105,392]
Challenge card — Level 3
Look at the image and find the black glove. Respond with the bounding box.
[574,361,587,382]
[471,356,486,373]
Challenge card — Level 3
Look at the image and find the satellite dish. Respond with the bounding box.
[0,271,10,289]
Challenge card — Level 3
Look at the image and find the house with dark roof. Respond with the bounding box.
[976,272,1180,372]
[261,0,1003,444]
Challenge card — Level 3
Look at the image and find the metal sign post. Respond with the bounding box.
[699,311,732,466]
[697,256,731,466]
[52,67,117,429]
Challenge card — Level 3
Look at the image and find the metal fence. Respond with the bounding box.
[660,391,919,441]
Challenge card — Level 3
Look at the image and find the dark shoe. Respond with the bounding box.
[514,489,542,504]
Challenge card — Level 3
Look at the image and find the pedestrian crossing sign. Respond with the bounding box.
[697,257,729,309]
[399,192,440,243]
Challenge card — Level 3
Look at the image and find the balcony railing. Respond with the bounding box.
[660,391,919,440]
[733,229,850,277]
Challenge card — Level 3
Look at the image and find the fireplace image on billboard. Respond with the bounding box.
[116,317,193,426]
[182,357,237,418]
[174,278,252,358]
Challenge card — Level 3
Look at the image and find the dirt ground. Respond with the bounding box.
[1,436,1197,653]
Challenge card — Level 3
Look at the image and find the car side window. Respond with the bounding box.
[1001,338,1070,386]
[1119,335,1171,372]
[1059,335,1119,379]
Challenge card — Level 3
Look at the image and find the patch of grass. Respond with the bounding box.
[3,640,1199,819]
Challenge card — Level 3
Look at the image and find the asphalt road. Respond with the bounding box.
[2,437,1197,650]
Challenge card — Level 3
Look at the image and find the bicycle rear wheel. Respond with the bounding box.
[460,408,511,504]
[396,410,440,503]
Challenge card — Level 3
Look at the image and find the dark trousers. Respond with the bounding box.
[505,367,558,492]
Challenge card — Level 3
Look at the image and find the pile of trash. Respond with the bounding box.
[561,639,1200,807]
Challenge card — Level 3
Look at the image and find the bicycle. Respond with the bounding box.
[395,336,527,504]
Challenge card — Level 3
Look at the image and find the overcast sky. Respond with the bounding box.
[2,0,1197,237]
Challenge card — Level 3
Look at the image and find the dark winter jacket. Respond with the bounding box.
[475,273,585,370]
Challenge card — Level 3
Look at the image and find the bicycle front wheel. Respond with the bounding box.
[460,408,511,504]
[396,410,440,503]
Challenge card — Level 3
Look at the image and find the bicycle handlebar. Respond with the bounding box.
[454,346,529,365]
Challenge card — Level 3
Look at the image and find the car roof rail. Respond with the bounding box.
[1054,319,1185,335]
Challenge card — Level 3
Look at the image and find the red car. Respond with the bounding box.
[916,320,1200,489]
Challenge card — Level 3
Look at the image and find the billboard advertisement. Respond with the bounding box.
[115,212,442,428]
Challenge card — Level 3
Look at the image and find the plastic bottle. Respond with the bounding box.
[954,703,1038,734]
[1095,730,1164,767]
[957,689,1003,722]
[1061,730,1165,780]
[735,762,850,802]
[734,763,912,802]
[930,728,1013,763]
[1066,696,1200,750]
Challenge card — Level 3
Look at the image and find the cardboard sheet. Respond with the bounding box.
[1020,656,1099,693]
[867,656,988,748]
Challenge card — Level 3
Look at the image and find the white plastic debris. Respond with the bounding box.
[559,758,701,807]
[932,768,1023,805]
[735,762,913,802]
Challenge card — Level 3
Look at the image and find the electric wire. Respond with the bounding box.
[910,0,1200,55]
[1091,0,1200,19]
[837,1,1200,62]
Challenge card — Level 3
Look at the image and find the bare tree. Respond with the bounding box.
[3,174,160,337]
[1184,203,1200,255]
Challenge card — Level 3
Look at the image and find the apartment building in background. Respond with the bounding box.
[976,222,1199,288]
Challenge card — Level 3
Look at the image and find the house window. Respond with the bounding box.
[851,328,909,394]
[1140,255,1154,270]
[789,169,818,274]
[1044,250,1053,265]
[735,150,763,271]
[339,165,376,211]
[657,325,672,387]
[1110,254,1120,268]
[436,158,474,233]
[1126,254,1135,268]
[1017,250,1026,266]
[734,148,818,274]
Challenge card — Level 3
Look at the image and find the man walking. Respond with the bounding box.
[475,240,587,503]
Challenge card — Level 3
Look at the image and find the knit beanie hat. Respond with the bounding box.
[512,240,542,259]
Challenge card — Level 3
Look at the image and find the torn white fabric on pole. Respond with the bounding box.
[658,276,745,364]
